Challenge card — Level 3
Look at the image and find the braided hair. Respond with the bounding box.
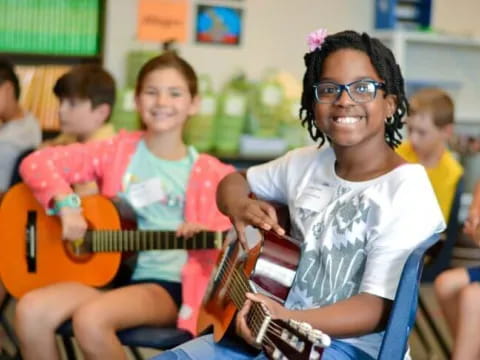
[300,30,408,148]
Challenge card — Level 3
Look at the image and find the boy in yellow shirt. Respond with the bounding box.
[396,87,463,221]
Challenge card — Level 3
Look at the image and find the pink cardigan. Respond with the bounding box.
[20,130,235,334]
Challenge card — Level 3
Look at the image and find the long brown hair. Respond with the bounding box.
[135,52,198,98]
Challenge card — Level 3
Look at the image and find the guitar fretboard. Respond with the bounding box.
[228,267,269,338]
[89,230,223,252]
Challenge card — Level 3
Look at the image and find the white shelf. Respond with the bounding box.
[374,30,480,48]
[374,30,480,125]
[456,113,480,124]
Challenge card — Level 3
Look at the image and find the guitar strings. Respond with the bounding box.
[228,269,290,356]
[218,255,265,333]
[92,230,216,252]
[214,251,266,332]
[225,258,284,336]
[214,245,287,340]
[232,268,284,332]
[225,257,282,335]
[213,249,305,356]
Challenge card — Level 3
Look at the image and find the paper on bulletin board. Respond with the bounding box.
[137,0,188,42]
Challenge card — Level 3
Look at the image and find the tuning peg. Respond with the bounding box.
[308,329,331,347]
[315,330,331,347]
[272,348,281,359]
[287,319,300,330]
[291,335,305,352]
[310,349,321,360]
[295,340,305,352]
[271,348,288,360]
[298,321,313,335]
[320,334,331,347]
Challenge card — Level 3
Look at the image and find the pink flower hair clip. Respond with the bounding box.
[307,28,328,52]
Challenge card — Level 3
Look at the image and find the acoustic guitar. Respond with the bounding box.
[0,183,225,298]
[197,206,330,360]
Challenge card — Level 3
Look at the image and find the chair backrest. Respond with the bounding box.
[377,233,440,360]
[9,147,36,187]
[422,176,464,282]
[0,293,20,356]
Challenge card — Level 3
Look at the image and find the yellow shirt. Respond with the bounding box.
[396,141,463,221]
[40,123,116,148]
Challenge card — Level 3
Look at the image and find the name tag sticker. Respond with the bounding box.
[128,177,166,208]
[295,185,332,212]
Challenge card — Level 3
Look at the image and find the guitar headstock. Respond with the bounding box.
[262,318,330,360]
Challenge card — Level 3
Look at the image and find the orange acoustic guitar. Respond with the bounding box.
[0,183,224,298]
[197,206,331,360]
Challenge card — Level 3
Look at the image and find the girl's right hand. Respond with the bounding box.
[58,208,88,242]
[229,198,285,248]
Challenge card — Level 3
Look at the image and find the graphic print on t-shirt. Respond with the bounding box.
[287,186,381,310]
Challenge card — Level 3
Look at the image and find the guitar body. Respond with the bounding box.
[0,183,122,298]
[197,206,331,360]
[197,224,301,342]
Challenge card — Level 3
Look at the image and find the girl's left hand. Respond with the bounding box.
[176,222,207,238]
[235,292,291,348]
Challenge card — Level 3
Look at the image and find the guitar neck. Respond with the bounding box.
[228,267,324,358]
[228,268,272,342]
[88,230,223,252]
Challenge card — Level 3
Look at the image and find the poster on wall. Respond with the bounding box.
[137,0,188,42]
[195,5,243,46]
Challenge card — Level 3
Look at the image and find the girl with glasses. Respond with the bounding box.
[152,29,445,360]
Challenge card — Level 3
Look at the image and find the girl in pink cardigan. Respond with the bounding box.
[16,53,234,360]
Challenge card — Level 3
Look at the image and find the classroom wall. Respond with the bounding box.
[433,0,480,38]
[103,0,374,90]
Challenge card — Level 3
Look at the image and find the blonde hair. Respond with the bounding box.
[409,87,454,128]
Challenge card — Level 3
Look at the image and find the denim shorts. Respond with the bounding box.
[130,279,182,309]
[150,334,375,360]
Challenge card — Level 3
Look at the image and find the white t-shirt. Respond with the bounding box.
[247,145,445,359]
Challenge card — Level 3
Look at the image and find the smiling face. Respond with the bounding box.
[314,49,396,149]
[135,67,199,135]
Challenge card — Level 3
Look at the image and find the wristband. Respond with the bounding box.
[47,193,82,215]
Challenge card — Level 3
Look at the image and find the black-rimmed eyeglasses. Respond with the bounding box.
[313,79,386,104]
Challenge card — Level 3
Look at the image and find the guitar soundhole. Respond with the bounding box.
[64,242,94,263]
[63,219,98,264]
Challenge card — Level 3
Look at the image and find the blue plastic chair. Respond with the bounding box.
[413,177,464,358]
[56,321,192,360]
[55,264,193,359]
[422,176,464,282]
[377,233,440,360]
[0,294,19,358]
